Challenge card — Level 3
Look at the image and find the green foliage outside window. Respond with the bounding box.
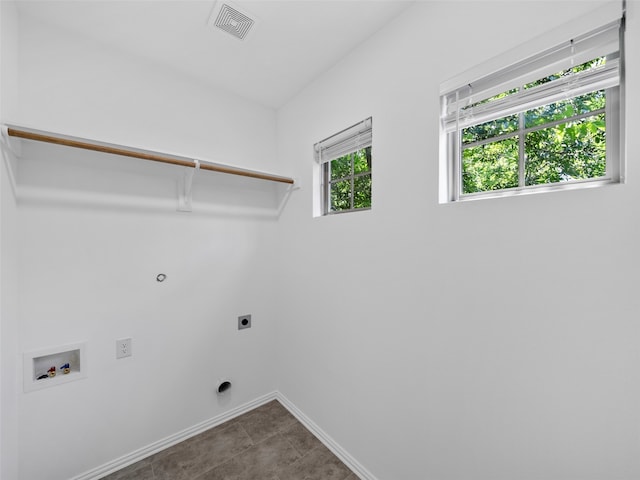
[327,147,372,213]
[461,58,608,195]
[525,113,606,185]
[463,137,519,193]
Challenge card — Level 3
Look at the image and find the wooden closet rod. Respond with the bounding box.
[6,126,295,185]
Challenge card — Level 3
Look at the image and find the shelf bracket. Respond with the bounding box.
[1,124,22,158]
[0,125,20,199]
[276,181,300,218]
[177,159,200,212]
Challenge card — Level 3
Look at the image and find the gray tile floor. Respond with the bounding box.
[103,400,358,480]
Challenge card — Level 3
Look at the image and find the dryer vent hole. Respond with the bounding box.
[238,314,251,330]
[217,381,232,394]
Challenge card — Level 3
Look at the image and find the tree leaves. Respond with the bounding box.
[525,114,606,185]
[463,137,519,193]
[461,87,606,194]
[328,147,372,212]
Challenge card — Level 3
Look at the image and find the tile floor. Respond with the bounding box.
[102,399,358,480]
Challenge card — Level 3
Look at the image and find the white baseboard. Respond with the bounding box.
[275,392,379,480]
[71,390,377,480]
[71,391,278,480]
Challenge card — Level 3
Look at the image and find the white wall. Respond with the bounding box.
[276,2,640,479]
[14,13,277,171]
[0,145,19,480]
[10,11,283,480]
[1,2,20,479]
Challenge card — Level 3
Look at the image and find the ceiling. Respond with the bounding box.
[15,0,415,109]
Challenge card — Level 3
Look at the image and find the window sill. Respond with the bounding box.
[445,177,620,204]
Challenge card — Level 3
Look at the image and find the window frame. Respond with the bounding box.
[440,19,625,203]
[314,117,373,215]
[322,147,372,215]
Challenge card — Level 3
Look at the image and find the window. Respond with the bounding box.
[440,19,624,201]
[315,118,372,214]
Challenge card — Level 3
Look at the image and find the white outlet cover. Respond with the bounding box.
[116,338,132,359]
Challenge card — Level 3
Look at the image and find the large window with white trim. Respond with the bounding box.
[315,118,372,215]
[440,19,624,201]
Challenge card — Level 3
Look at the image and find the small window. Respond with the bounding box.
[440,20,624,202]
[315,118,372,214]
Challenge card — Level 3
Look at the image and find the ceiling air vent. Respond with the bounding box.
[209,2,256,41]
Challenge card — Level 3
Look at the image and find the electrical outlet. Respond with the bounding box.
[116,338,132,359]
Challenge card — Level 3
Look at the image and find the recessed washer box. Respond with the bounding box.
[23,342,87,393]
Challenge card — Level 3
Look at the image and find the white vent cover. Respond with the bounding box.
[209,2,256,41]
